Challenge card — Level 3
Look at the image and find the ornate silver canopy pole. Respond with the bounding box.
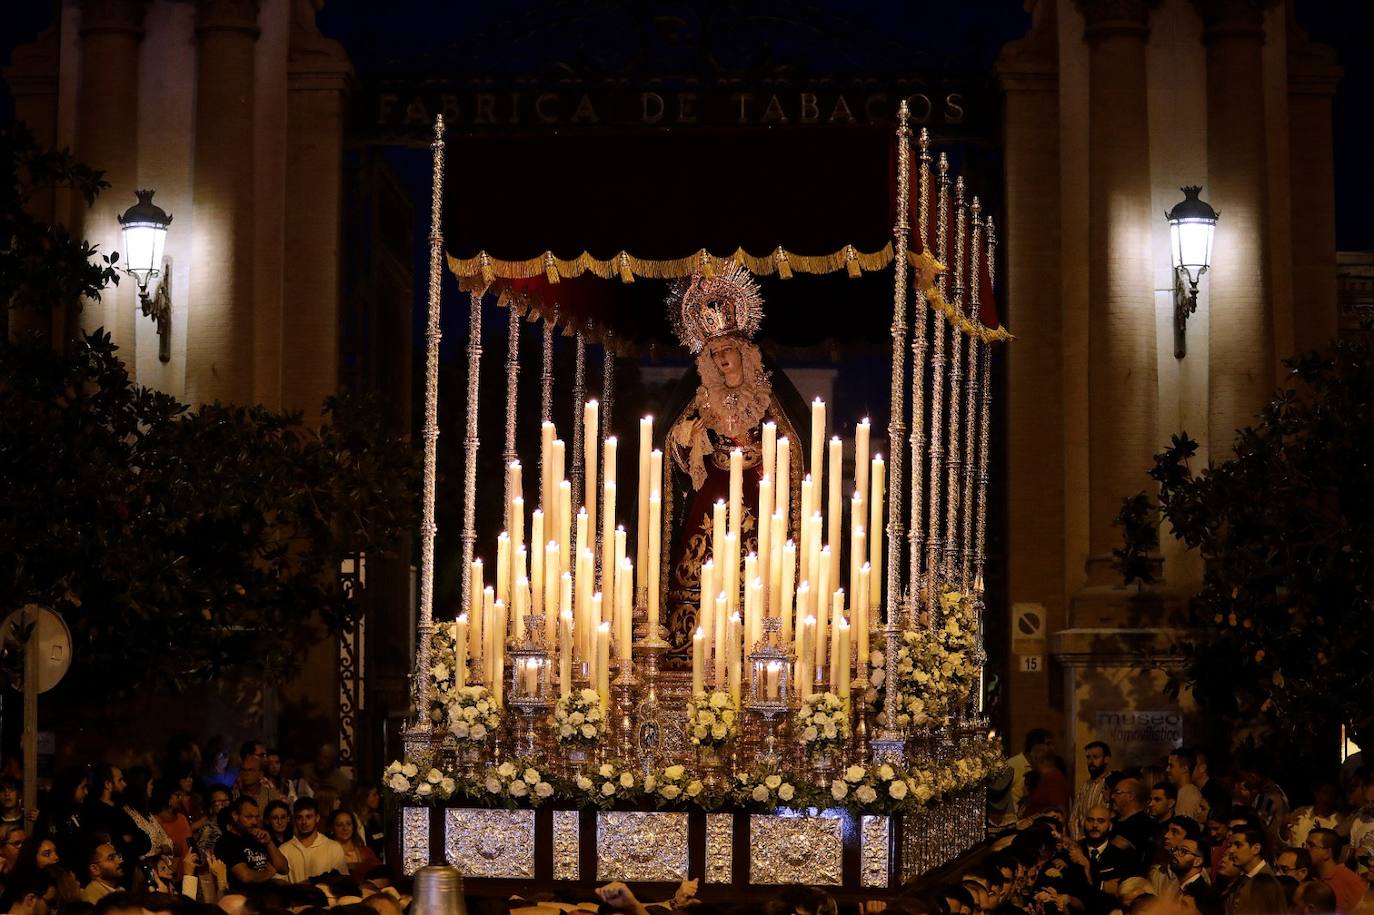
[943,178,967,580]
[407,114,447,761]
[975,218,996,588]
[908,129,931,622]
[961,200,984,593]
[570,329,587,509]
[504,304,521,520]
[872,101,911,766]
[924,154,951,613]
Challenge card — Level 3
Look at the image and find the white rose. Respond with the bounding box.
[581,724,598,739]
[879,764,895,781]
[426,768,443,784]
[856,786,877,804]
[560,725,574,738]
[452,721,470,739]
[710,692,728,709]
[535,782,554,798]
[765,774,782,789]
[660,785,681,800]
[601,782,617,797]
[523,768,541,784]
[440,777,456,794]
[476,699,490,713]
[751,785,770,803]
[570,711,585,726]
[778,784,795,802]
[470,723,487,740]
[416,782,432,797]
[485,776,502,794]
[711,723,727,740]
[845,765,865,783]
[916,784,933,802]
[385,761,402,775]
[576,776,593,791]
[665,765,685,780]
[401,763,418,778]
[388,774,410,792]
[581,687,599,702]
[498,761,516,778]
[509,780,528,797]
[586,707,601,722]
[801,726,818,742]
[432,663,449,683]
[686,780,703,797]
[643,775,657,792]
[822,724,837,739]
[694,725,708,740]
[619,772,634,788]
[889,781,908,800]
[599,764,615,778]
[831,780,848,800]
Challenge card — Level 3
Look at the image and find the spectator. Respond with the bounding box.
[1008,730,1054,818]
[1282,782,1346,848]
[200,742,234,792]
[150,784,192,860]
[0,864,57,915]
[261,802,291,848]
[1072,742,1113,842]
[3,825,28,874]
[14,835,61,874]
[32,769,88,869]
[1222,825,1272,913]
[274,758,313,809]
[1293,880,1338,915]
[1169,749,1204,822]
[120,768,172,862]
[279,798,345,885]
[1024,747,1071,818]
[1181,880,1225,915]
[300,747,352,800]
[1230,872,1288,915]
[1080,805,1130,892]
[1235,766,1290,840]
[213,797,287,890]
[192,789,231,860]
[1350,771,1374,855]
[233,756,279,812]
[0,777,26,831]
[1148,783,1178,824]
[81,767,150,868]
[1110,775,1155,874]
[1275,847,1312,884]
[345,788,384,861]
[1304,827,1365,913]
[326,812,377,883]
[80,843,124,903]
[1171,833,1211,890]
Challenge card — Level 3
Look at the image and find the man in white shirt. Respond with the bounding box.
[1168,748,1204,822]
[279,797,346,884]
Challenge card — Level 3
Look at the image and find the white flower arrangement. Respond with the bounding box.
[428,622,465,725]
[574,760,643,808]
[647,764,694,804]
[553,688,606,746]
[481,760,555,807]
[734,768,805,809]
[382,760,456,802]
[446,684,502,745]
[867,589,980,727]
[830,762,934,813]
[795,691,850,751]
[685,690,739,747]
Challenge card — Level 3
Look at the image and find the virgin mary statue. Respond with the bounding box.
[659,263,810,665]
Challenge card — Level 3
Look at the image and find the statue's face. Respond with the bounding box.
[708,339,744,388]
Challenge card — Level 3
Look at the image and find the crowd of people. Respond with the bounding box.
[0,732,1369,915]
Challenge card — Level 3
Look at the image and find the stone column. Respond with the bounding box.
[74,0,145,349]
[997,0,1065,739]
[1285,13,1342,356]
[187,0,259,405]
[282,0,351,416]
[1195,0,1275,460]
[1077,0,1158,586]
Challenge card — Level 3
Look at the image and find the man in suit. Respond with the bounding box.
[1109,774,1156,876]
[1221,824,1271,912]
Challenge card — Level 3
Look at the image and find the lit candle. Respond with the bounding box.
[797,610,815,700]
[455,613,469,686]
[511,497,526,588]
[552,438,566,530]
[712,500,727,566]
[856,563,871,671]
[744,553,759,649]
[835,601,851,700]
[601,479,617,595]
[558,480,572,577]
[774,437,790,542]
[513,574,529,642]
[541,421,556,511]
[757,476,773,607]
[491,599,506,708]
[482,586,495,685]
[762,421,777,483]
[855,419,870,529]
[723,531,739,613]
[614,526,627,583]
[870,455,885,611]
[559,609,573,698]
[714,592,728,688]
[543,541,559,644]
[727,611,742,707]
[576,548,594,662]
[575,507,588,569]
[596,615,610,707]
[815,546,831,674]
[810,398,826,498]
[780,539,796,644]
[648,493,662,639]
[766,660,781,700]
[616,557,633,660]
[496,532,511,609]
[850,506,864,602]
[692,627,705,697]
[799,477,814,583]
[507,461,523,536]
[728,448,744,547]
[637,416,653,584]
[584,400,599,545]
[530,510,545,614]
[699,559,716,669]
[769,511,784,620]
[469,559,484,663]
[827,436,843,585]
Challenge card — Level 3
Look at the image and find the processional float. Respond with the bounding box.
[388,102,1012,899]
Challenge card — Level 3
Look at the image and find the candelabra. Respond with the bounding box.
[745,618,794,768]
[506,615,553,759]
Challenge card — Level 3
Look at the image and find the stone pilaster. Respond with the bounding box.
[1194,0,1277,460]
[75,0,145,349]
[282,0,351,416]
[1285,8,1342,356]
[997,0,1065,743]
[1076,0,1159,588]
[187,0,260,405]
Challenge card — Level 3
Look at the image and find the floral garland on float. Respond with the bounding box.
[866,588,981,728]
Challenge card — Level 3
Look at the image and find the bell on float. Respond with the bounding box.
[410,865,469,915]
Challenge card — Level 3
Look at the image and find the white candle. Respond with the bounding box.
[835,603,851,700]
[856,563,871,671]
[576,548,594,662]
[496,532,511,609]
[762,421,777,483]
[870,455,885,611]
[810,398,826,498]
[728,448,744,546]
[798,610,815,700]
[603,435,618,487]
[596,616,610,707]
[541,421,556,511]
[727,611,742,707]
[648,493,662,638]
[714,593,728,688]
[552,437,566,522]
[692,627,705,697]
[712,500,727,566]
[774,437,790,541]
[851,506,864,602]
[724,531,739,613]
[815,546,831,673]
[616,557,633,660]
[455,614,469,686]
[601,479,617,595]
[511,498,526,591]
[584,400,599,546]
[637,416,653,583]
[827,436,843,585]
[513,575,529,642]
[757,476,773,607]
[780,539,796,644]
[469,559,484,662]
[744,553,759,649]
[543,541,559,644]
[559,609,573,698]
[530,510,545,614]
[649,448,663,498]
[575,507,589,569]
[508,461,523,536]
[769,511,784,621]
[699,559,716,670]
[855,419,870,520]
[482,586,495,685]
[799,477,814,583]
[766,660,781,700]
[558,480,572,577]
[749,575,764,651]
[491,599,506,708]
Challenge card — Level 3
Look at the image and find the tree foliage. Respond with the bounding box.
[0,123,420,693]
[1118,339,1374,749]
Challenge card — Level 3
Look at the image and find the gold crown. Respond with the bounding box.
[670,261,765,354]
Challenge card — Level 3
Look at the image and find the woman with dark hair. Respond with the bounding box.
[346,786,384,860]
[31,768,87,869]
[121,766,173,861]
[327,810,379,882]
[13,834,60,875]
[151,783,192,860]
[262,800,292,847]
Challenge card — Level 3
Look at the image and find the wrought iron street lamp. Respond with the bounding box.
[1166,185,1218,359]
[117,189,173,362]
